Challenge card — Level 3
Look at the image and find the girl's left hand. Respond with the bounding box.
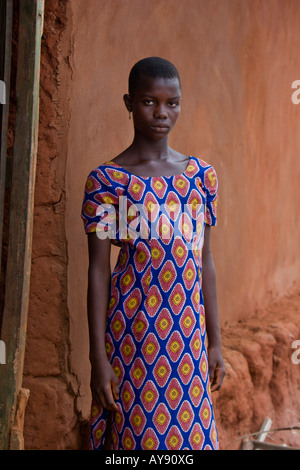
[207,345,226,392]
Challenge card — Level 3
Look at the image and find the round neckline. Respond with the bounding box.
[109,155,193,179]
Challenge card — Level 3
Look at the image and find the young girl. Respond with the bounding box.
[81,57,225,450]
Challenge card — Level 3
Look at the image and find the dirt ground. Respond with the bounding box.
[213,287,300,450]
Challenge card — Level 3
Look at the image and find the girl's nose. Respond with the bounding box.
[153,105,168,119]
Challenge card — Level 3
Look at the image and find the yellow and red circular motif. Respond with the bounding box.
[110,310,126,341]
[130,357,147,389]
[165,425,183,450]
[165,191,181,221]
[153,355,171,387]
[129,404,146,436]
[85,174,101,193]
[121,380,135,412]
[131,310,149,342]
[210,420,219,449]
[105,167,129,186]
[183,258,196,290]
[158,260,176,292]
[200,351,209,382]
[134,241,150,273]
[171,236,188,267]
[179,306,196,337]
[166,330,184,362]
[199,305,206,335]
[151,177,167,199]
[178,353,194,385]
[141,265,151,295]
[124,287,142,318]
[120,265,136,295]
[91,418,106,448]
[169,282,186,315]
[154,308,174,340]
[190,328,201,360]
[128,176,146,201]
[120,334,136,365]
[141,332,160,365]
[122,427,136,450]
[157,213,173,243]
[141,380,159,413]
[112,356,124,384]
[165,377,183,410]
[185,160,200,177]
[153,403,171,434]
[189,422,205,450]
[199,397,212,430]
[115,403,124,434]
[141,428,159,450]
[145,285,163,317]
[204,167,218,195]
[177,400,194,432]
[173,175,190,197]
[191,282,200,313]
[188,375,204,407]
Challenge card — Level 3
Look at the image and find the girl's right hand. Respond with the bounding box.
[90,360,120,411]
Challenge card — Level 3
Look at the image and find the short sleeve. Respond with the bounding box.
[81,167,119,237]
[203,165,218,226]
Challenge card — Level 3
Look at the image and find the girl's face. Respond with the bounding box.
[125,76,181,141]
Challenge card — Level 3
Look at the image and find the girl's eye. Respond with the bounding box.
[144,99,154,105]
[168,101,179,108]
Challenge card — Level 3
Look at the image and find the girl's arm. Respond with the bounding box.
[87,232,119,411]
[201,224,225,392]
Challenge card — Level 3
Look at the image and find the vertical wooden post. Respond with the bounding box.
[0,0,13,274]
[0,0,44,450]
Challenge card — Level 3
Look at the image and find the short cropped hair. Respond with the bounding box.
[128,57,181,97]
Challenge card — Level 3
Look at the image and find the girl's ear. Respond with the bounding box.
[123,93,133,112]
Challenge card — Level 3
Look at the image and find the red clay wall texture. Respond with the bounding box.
[23,0,300,449]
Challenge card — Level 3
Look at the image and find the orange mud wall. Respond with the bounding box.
[23,0,300,449]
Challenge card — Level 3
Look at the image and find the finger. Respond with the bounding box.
[91,382,103,408]
[112,381,120,401]
[209,360,217,385]
[209,369,218,392]
[104,386,118,411]
[209,367,215,386]
[211,366,225,392]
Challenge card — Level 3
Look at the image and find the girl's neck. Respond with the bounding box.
[127,132,171,162]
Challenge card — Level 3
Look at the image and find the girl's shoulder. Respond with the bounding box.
[189,156,218,195]
[85,160,130,193]
[190,155,214,170]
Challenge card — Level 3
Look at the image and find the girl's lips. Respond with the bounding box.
[150,125,169,132]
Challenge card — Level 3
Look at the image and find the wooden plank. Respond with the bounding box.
[240,437,254,450]
[0,0,44,450]
[9,388,30,450]
[256,416,272,446]
[0,0,13,274]
[251,439,300,451]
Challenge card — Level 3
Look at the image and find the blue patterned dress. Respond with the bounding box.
[81,155,219,450]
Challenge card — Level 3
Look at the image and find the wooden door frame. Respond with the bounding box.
[0,0,44,450]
